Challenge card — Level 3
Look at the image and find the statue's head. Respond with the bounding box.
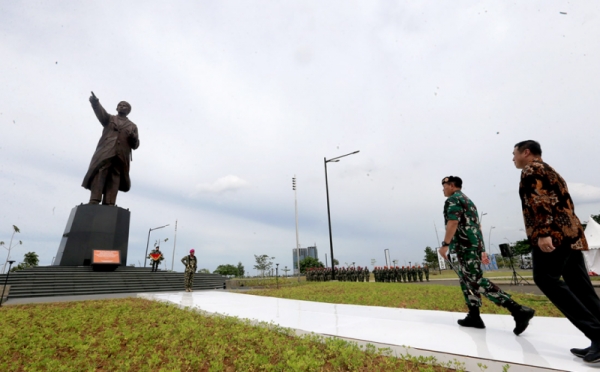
[116,101,132,116]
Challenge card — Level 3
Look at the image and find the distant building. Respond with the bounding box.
[292,245,318,274]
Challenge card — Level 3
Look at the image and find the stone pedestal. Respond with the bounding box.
[54,204,130,266]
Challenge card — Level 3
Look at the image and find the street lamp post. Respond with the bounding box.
[488,226,495,254]
[276,263,279,289]
[0,260,16,307]
[324,150,360,280]
[144,224,170,268]
[292,176,301,281]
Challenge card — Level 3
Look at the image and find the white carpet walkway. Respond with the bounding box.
[139,290,596,372]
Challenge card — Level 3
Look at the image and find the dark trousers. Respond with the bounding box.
[533,245,600,341]
[151,261,159,272]
[89,157,123,205]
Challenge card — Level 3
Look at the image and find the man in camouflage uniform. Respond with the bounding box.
[439,176,534,335]
[148,245,164,272]
[364,267,370,282]
[424,264,430,282]
[417,266,424,282]
[181,249,198,292]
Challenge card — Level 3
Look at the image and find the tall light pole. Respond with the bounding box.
[488,226,496,256]
[292,176,301,280]
[480,212,487,225]
[144,224,169,268]
[171,220,178,271]
[324,150,360,280]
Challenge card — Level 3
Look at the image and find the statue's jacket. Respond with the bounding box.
[82,101,140,192]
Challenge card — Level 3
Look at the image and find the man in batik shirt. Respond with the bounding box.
[439,176,534,335]
[514,140,600,363]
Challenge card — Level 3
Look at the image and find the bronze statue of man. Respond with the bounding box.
[82,92,140,205]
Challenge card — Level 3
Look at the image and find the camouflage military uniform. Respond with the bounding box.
[181,254,197,291]
[444,190,512,308]
[417,266,423,282]
[424,265,430,281]
[148,247,164,272]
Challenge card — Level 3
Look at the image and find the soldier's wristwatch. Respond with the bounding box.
[441,241,449,247]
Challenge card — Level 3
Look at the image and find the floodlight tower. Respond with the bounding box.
[293,176,301,280]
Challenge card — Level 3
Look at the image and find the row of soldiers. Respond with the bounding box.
[306,266,370,282]
[373,265,429,282]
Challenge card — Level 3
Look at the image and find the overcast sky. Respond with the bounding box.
[1,1,600,274]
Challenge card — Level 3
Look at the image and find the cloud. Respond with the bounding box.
[569,183,600,204]
[194,175,249,194]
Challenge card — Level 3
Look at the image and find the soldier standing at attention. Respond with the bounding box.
[424,264,430,282]
[417,266,424,282]
[439,176,534,334]
[181,249,198,292]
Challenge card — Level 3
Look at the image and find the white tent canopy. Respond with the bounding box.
[583,216,600,274]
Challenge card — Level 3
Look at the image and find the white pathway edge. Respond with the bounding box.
[139,290,594,372]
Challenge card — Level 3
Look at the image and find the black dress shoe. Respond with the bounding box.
[571,346,591,358]
[512,305,535,336]
[584,341,600,363]
[457,313,485,329]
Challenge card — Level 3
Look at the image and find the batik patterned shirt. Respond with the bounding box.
[519,159,587,250]
[444,191,485,253]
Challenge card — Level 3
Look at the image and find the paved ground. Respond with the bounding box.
[141,290,589,372]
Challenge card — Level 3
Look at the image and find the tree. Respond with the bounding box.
[423,246,439,270]
[236,262,245,278]
[512,239,531,256]
[2,225,22,274]
[299,257,324,274]
[253,254,274,277]
[333,259,339,266]
[198,268,210,274]
[11,251,38,272]
[213,264,239,276]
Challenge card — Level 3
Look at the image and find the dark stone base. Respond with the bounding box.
[92,264,119,272]
[54,204,130,266]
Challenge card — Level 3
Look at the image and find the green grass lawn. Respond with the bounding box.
[0,298,464,372]
[248,282,563,317]
[427,269,532,280]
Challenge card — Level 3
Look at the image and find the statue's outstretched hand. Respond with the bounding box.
[89,91,99,103]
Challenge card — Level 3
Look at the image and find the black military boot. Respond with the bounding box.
[503,300,535,336]
[457,306,486,329]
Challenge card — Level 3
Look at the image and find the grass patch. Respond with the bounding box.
[0,298,463,371]
[228,277,304,289]
[428,269,532,280]
[248,282,564,317]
